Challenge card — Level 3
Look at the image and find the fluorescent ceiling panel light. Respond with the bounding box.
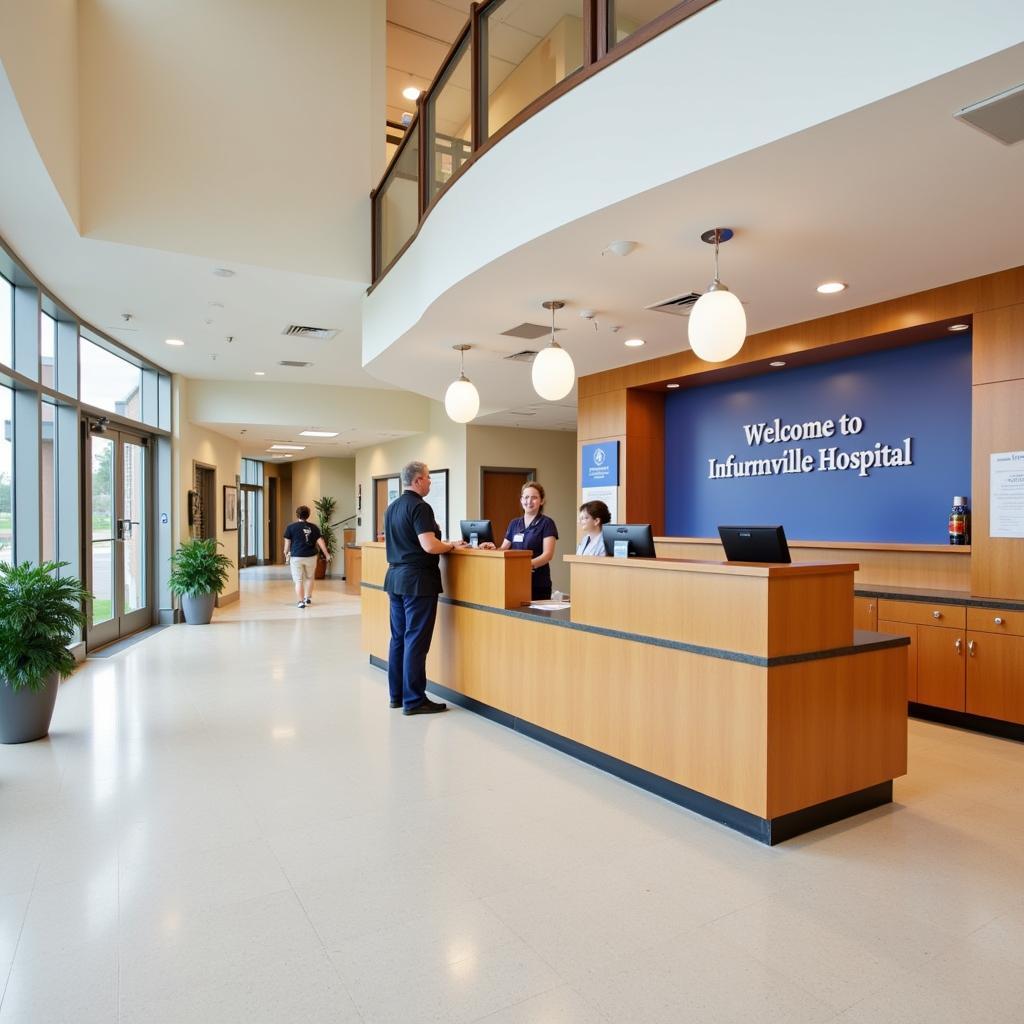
[299,430,339,437]
[269,444,305,451]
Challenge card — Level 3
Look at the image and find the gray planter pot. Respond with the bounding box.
[0,671,59,744]
[181,592,217,624]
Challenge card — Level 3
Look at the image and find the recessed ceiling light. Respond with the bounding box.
[816,281,847,294]
[948,323,970,332]
[269,444,305,451]
[624,338,645,348]
[254,371,265,376]
[402,86,421,101]
[213,267,235,278]
[666,383,681,389]
[300,430,339,437]
[770,360,786,367]
[164,338,184,346]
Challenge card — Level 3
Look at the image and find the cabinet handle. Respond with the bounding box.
[932,610,942,619]
[994,616,1004,626]
[968,640,976,657]
[868,603,874,613]
[955,637,962,654]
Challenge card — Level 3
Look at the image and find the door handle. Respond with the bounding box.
[968,640,976,657]
[955,637,962,655]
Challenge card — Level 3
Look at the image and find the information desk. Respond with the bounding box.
[361,544,908,844]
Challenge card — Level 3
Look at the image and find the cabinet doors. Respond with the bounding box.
[879,620,918,702]
[854,596,878,632]
[966,632,1024,725]
[916,626,966,711]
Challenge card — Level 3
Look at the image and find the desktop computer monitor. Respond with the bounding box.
[602,523,657,558]
[718,525,792,564]
[460,519,495,547]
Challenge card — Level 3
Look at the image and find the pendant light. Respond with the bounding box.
[444,344,480,423]
[532,300,575,401]
[687,227,747,363]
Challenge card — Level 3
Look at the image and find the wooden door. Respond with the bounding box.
[966,632,1024,724]
[916,625,966,710]
[879,619,918,702]
[482,468,534,534]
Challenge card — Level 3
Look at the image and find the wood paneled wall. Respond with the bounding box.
[578,266,1024,601]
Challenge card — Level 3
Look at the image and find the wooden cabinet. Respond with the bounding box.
[878,619,917,701]
[877,598,965,629]
[854,596,878,632]
[916,625,966,711]
[965,607,1024,724]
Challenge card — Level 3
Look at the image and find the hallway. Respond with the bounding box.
[1,575,1024,1022]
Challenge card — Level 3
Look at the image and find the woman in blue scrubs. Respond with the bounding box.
[487,481,558,600]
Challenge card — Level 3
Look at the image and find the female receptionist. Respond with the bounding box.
[576,499,611,556]
[481,481,558,600]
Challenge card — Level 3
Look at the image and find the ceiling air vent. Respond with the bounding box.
[500,322,560,340]
[279,360,313,368]
[282,325,339,340]
[504,350,538,363]
[954,82,1024,145]
[646,292,702,316]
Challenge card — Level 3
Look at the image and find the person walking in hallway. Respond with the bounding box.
[384,461,466,715]
[283,505,331,608]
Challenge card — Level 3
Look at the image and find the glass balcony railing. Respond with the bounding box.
[371,0,719,284]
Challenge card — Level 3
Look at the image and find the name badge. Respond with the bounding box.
[513,533,525,543]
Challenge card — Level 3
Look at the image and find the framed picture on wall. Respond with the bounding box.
[424,468,449,539]
[223,485,238,531]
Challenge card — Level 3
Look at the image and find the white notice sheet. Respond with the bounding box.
[990,451,1024,538]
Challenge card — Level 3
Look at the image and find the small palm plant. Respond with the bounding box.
[314,495,338,561]
[168,538,232,598]
[0,561,90,693]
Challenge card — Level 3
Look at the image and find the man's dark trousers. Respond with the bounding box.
[388,593,439,709]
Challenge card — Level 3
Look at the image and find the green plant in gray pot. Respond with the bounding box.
[0,561,90,744]
[169,538,232,624]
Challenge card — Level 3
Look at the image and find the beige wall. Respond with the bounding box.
[0,0,80,226]
[355,402,468,542]
[173,376,241,600]
[288,456,356,519]
[466,425,577,594]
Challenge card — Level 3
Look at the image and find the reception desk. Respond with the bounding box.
[361,544,908,844]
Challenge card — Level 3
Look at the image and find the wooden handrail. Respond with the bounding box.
[370,0,721,287]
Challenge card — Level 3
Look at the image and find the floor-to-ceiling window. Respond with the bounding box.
[240,457,264,567]
[0,235,173,649]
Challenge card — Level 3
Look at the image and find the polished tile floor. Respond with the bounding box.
[2,567,1024,1022]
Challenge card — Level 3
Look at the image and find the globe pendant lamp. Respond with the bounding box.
[532,300,575,401]
[687,227,746,363]
[444,344,480,423]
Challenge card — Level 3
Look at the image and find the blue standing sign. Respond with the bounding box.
[582,442,619,487]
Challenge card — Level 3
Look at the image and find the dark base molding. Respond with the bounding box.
[369,655,893,845]
[910,702,1024,743]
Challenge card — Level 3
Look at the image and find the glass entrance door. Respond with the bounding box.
[239,484,261,567]
[86,427,151,649]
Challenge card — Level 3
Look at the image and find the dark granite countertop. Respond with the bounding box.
[854,583,1024,611]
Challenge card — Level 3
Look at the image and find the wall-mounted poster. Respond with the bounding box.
[990,451,1024,538]
[223,485,238,531]
[424,468,449,538]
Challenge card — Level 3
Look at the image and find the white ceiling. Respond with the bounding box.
[367,41,1024,428]
[213,423,420,462]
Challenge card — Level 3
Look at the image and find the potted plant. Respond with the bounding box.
[314,495,337,580]
[169,538,233,624]
[0,561,90,744]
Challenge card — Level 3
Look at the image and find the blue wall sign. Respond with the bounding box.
[664,336,972,543]
[582,441,619,486]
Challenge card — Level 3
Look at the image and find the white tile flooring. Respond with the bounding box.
[2,566,1024,1022]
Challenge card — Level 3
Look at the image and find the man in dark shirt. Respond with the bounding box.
[384,461,465,715]
[283,505,331,608]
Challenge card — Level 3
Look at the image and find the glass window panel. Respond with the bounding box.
[486,0,584,138]
[40,312,55,389]
[90,436,115,625]
[42,401,56,563]
[609,0,681,48]
[377,122,420,274]
[0,274,11,367]
[0,385,12,562]
[123,441,145,614]
[80,338,142,419]
[428,37,472,202]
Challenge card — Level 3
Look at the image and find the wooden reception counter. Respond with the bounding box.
[361,543,908,844]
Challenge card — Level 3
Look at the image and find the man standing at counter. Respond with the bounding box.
[384,461,466,715]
